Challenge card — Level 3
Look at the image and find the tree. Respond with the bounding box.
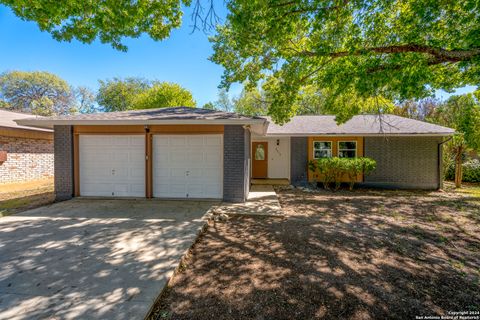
[75,86,98,114]
[430,92,480,187]
[0,71,75,115]
[210,0,480,123]
[132,82,196,109]
[214,89,233,112]
[1,0,190,51]
[202,102,216,110]
[96,77,150,112]
[392,98,439,121]
[233,86,267,116]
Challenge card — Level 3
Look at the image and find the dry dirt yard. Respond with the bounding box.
[0,179,54,217]
[149,183,480,320]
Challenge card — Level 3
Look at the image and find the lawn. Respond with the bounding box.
[149,183,480,320]
[0,179,55,217]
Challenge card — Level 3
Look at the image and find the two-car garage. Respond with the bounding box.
[16,107,261,203]
[77,132,223,199]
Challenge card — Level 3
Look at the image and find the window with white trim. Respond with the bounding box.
[338,141,357,158]
[313,141,332,159]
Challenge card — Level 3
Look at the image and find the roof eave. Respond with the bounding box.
[15,118,267,129]
[264,132,455,137]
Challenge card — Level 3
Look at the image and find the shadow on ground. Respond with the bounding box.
[151,187,480,320]
[0,199,214,320]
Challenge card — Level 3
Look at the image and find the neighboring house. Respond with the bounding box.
[0,110,54,184]
[16,107,454,202]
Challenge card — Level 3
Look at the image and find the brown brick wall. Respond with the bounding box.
[0,135,54,184]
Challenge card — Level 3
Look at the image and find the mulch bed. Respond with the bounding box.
[148,186,480,319]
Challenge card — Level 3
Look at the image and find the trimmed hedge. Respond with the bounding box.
[445,159,480,182]
[308,157,376,190]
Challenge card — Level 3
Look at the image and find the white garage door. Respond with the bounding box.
[153,135,223,199]
[79,135,145,197]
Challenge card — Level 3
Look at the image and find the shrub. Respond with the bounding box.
[308,157,377,191]
[445,159,480,182]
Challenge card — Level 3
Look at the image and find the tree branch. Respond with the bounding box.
[298,44,480,63]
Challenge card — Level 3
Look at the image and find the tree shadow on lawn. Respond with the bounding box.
[152,189,480,320]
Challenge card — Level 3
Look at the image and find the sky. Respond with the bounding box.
[0,3,239,107]
[0,4,476,107]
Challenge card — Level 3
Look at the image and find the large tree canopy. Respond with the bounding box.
[0,0,190,51]
[210,0,480,123]
[0,71,75,115]
[97,77,195,111]
[97,77,150,112]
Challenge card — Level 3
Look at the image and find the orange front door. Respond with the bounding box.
[252,142,268,178]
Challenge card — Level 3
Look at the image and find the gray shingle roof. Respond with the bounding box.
[15,107,266,129]
[265,114,455,136]
[0,110,52,132]
[26,107,263,121]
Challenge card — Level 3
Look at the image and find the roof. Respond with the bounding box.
[264,114,455,136]
[0,110,52,133]
[15,107,267,128]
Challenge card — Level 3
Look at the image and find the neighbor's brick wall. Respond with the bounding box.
[223,125,248,202]
[54,125,73,201]
[290,137,308,186]
[364,136,442,189]
[0,136,53,184]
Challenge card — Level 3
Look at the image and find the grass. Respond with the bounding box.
[0,179,54,217]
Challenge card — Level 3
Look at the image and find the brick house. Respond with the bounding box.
[0,110,54,184]
[16,107,455,202]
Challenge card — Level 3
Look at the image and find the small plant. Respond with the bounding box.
[308,157,377,191]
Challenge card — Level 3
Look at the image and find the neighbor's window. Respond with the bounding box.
[313,141,332,159]
[338,141,357,158]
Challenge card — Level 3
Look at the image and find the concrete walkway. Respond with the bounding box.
[213,185,284,216]
[0,199,215,320]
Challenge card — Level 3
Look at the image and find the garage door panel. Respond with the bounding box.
[79,135,145,197]
[153,135,223,199]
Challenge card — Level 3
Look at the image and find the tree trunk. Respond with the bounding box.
[454,147,463,188]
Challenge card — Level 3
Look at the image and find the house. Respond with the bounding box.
[0,110,54,184]
[16,107,455,202]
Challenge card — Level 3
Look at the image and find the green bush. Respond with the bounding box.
[445,159,480,182]
[308,157,377,191]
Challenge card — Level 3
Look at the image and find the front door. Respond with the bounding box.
[252,142,268,178]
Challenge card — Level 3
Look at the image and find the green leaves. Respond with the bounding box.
[1,0,189,51]
[132,82,196,110]
[97,78,150,112]
[308,157,377,191]
[96,77,196,112]
[211,0,480,123]
[0,71,75,115]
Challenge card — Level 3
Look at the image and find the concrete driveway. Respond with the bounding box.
[0,199,215,320]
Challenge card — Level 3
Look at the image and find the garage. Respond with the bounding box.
[79,135,145,197]
[152,134,223,199]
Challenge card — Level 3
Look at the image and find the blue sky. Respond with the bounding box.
[0,4,476,107]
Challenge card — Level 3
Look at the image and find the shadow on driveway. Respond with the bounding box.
[0,198,215,320]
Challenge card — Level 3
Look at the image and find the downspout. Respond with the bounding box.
[437,136,453,190]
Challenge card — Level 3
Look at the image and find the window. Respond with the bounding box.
[255,144,265,160]
[338,141,357,158]
[313,141,332,159]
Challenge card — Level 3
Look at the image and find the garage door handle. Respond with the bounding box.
[112,169,115,175]
[185,170,190,176]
